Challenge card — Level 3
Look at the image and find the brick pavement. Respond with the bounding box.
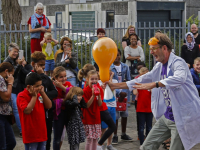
[13,104,200,150]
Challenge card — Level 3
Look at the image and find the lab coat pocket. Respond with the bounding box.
[180,102,200,141]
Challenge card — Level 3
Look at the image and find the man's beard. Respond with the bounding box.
[192,31,198,35]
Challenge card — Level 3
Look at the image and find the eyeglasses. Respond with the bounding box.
[149,46,160,52]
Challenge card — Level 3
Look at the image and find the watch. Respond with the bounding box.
[155,81,159,88]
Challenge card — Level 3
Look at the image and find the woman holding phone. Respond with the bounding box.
[3,43,32,137]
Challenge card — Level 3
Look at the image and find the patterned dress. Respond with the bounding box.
[67,107,85,145]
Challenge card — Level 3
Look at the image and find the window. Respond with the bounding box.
[71,11,95,33]
[106,11,114,28]
[56,12,62,28]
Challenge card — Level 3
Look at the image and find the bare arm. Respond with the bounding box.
[46,26,51,32]
[23,95,37,114]
[107,81,129,91]
[40,38,45,47]
[51,38,59,46]
[0,73,14,102]
[122,41,127,50]
[132,82,165,90]
[133,89,138,95]
[137,40,142,47]
[87,95,95,108]
[40,86,52,109]
[53,80,67,92]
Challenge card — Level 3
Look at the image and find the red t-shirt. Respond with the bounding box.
[136,90,152,113]
[17,88,47,143]
[54,81,72,100]
[83,82,107,111]
[82,83,104,124]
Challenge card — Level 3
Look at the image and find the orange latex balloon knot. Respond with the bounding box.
[92,37,117,82]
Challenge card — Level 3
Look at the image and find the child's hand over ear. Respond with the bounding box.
[29,86,37,97]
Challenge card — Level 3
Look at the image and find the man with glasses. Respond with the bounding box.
[107,33,200,150]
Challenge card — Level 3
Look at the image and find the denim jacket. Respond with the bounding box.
[190,68,200,95]
[126,52,200,150]
[110,62,131,97]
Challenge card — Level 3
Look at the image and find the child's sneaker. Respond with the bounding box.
[121,134,133,141]
[107,145,117,150]
[97,145,103,150]
[112,135,118,144]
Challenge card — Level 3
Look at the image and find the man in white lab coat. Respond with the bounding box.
[107,33,200,150]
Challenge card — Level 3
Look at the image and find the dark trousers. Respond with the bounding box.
[98,110,116,145]
[46,114,53,150]
[0,115,16,150]
[135,101,139,136]
[53,111,65,150]
[137,112,153,145]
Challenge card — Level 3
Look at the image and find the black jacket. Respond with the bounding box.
[64,95,87,125]
[181,44,200,68]
[39,73,58,119]
[55,52,78,77]
[4,56,32,94]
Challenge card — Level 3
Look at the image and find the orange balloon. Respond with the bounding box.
[92,37,118,82]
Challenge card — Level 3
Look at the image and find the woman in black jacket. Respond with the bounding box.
[55,37,78,86]
[181,32,200,68]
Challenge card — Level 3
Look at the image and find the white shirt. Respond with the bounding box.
[114,64,122,83]
[61,53,75,78]
[98,79,118,107]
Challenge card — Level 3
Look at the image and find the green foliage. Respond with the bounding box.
[186,15,199,27]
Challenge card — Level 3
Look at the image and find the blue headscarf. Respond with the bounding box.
[185,32,195,50]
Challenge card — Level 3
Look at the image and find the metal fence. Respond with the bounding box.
[0,22,193,69]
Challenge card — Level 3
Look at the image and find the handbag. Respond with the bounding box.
[116,97,127,112]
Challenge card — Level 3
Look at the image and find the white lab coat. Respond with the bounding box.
[126,52,200,150]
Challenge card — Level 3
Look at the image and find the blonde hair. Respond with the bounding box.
[123,25,135,39]
[64,87,83,101]
[35,3,44,11]
[52,66,66,80]
[194,57,200,64]
[85,70,98,87]
[78,64,96,81]
[139,67,148,75]
[44,32,52,39]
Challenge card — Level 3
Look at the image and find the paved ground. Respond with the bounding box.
[13,104,200,150]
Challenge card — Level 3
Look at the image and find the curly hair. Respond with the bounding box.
[0,62,14,73]
[31,51,46,63]
[60,37,72,50]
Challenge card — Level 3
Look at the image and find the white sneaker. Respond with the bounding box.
[140,145,143,150]
[106,145,117,150]
[97,145,103,150]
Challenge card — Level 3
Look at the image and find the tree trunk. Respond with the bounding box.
[2,0,22,30]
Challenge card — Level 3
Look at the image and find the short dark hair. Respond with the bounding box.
[25,72,42,86]
[31,51,46,63]
[129,33,139,41]
[0,62,14,73]
[136,62,146,68]
[118,49,121,55]
[97,28,106,35]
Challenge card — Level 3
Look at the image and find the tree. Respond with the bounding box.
[2,0,22,30]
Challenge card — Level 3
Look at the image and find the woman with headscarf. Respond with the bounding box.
[181,32,200,68]
[28,2,51,53]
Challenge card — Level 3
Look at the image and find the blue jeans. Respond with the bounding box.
[0,115,16,150]
[67,77,76,87]
[11,93,21,132]
[53,111,65,150]
[44,59,55,71]
[137,112,153,145]
[25,141,46,150]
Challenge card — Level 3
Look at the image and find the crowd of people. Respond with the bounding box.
[1,2,200,150]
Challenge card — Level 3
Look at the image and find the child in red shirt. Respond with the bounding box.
[17,72,52,150]
[52,66,72,150]
[79,70,103,150]
[133,67,153,148]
